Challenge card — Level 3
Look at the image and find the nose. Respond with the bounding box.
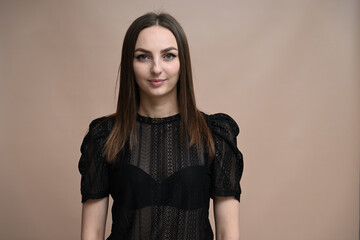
[151,59,162,75]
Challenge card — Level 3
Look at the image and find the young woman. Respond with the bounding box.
[78,12,243,240]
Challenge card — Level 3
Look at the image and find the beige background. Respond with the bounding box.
[1,0,359,239]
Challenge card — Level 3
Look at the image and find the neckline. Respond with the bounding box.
[136,113,181,124]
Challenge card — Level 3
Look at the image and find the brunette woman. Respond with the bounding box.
[79,12,243,240]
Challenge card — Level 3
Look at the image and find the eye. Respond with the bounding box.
[135,54,150,61]
[164,53,176,61]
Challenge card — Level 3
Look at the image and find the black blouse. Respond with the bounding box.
[78,112,243,240]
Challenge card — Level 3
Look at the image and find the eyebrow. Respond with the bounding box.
[134,47,178,54]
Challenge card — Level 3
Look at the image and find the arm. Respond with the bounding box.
[213,196,240,240]
[81,197,109,240]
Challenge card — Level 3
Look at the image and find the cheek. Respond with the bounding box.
[166,61,180,77]
[133,63,148,78]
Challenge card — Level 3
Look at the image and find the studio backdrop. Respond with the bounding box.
[0,0,359,239]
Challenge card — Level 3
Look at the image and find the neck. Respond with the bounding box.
[137,93,179,118]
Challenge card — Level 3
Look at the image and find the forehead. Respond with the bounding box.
[135,26,178,50]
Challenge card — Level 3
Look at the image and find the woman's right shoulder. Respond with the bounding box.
[86,115,115,139]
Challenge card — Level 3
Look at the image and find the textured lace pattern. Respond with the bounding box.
[78,112,243,240]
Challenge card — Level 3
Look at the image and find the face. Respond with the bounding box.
[133,26,180,101]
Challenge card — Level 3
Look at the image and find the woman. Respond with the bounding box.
[79,12,243,240]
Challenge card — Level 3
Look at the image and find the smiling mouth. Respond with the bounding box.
[148,79,166,82]
[148,79,166,87]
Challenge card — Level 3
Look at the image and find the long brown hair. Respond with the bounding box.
[104,12,214,162]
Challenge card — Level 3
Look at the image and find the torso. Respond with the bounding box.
[107,113,214,240]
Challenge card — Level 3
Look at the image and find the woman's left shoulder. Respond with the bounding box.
[201,112,240,137]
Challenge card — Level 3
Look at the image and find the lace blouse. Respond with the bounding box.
[78,112,243,240]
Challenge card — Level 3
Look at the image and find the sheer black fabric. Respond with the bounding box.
[78,112,243,240]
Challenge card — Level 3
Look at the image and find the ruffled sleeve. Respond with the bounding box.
[78,117,112,203]
[207,113,244,201]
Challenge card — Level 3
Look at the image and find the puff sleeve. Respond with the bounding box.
[208,113,244,202]
[78,117,111,203]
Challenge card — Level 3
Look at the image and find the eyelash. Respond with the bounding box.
[135,54,149,61]
[135,53,177,61]
[164,53,176,60]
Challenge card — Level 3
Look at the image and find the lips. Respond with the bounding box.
[148,79,166,87]
[149,79,166,82]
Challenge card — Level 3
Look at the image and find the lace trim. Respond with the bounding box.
[136,113,181,124]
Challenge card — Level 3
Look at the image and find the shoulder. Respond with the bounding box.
[201,112,240,138]
[86,115,115,140]
[80,115,115,155]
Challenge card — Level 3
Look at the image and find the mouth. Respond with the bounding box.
[148,79,166,87]
[148,79,166,82]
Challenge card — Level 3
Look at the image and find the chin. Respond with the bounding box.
[147,88,177,98]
